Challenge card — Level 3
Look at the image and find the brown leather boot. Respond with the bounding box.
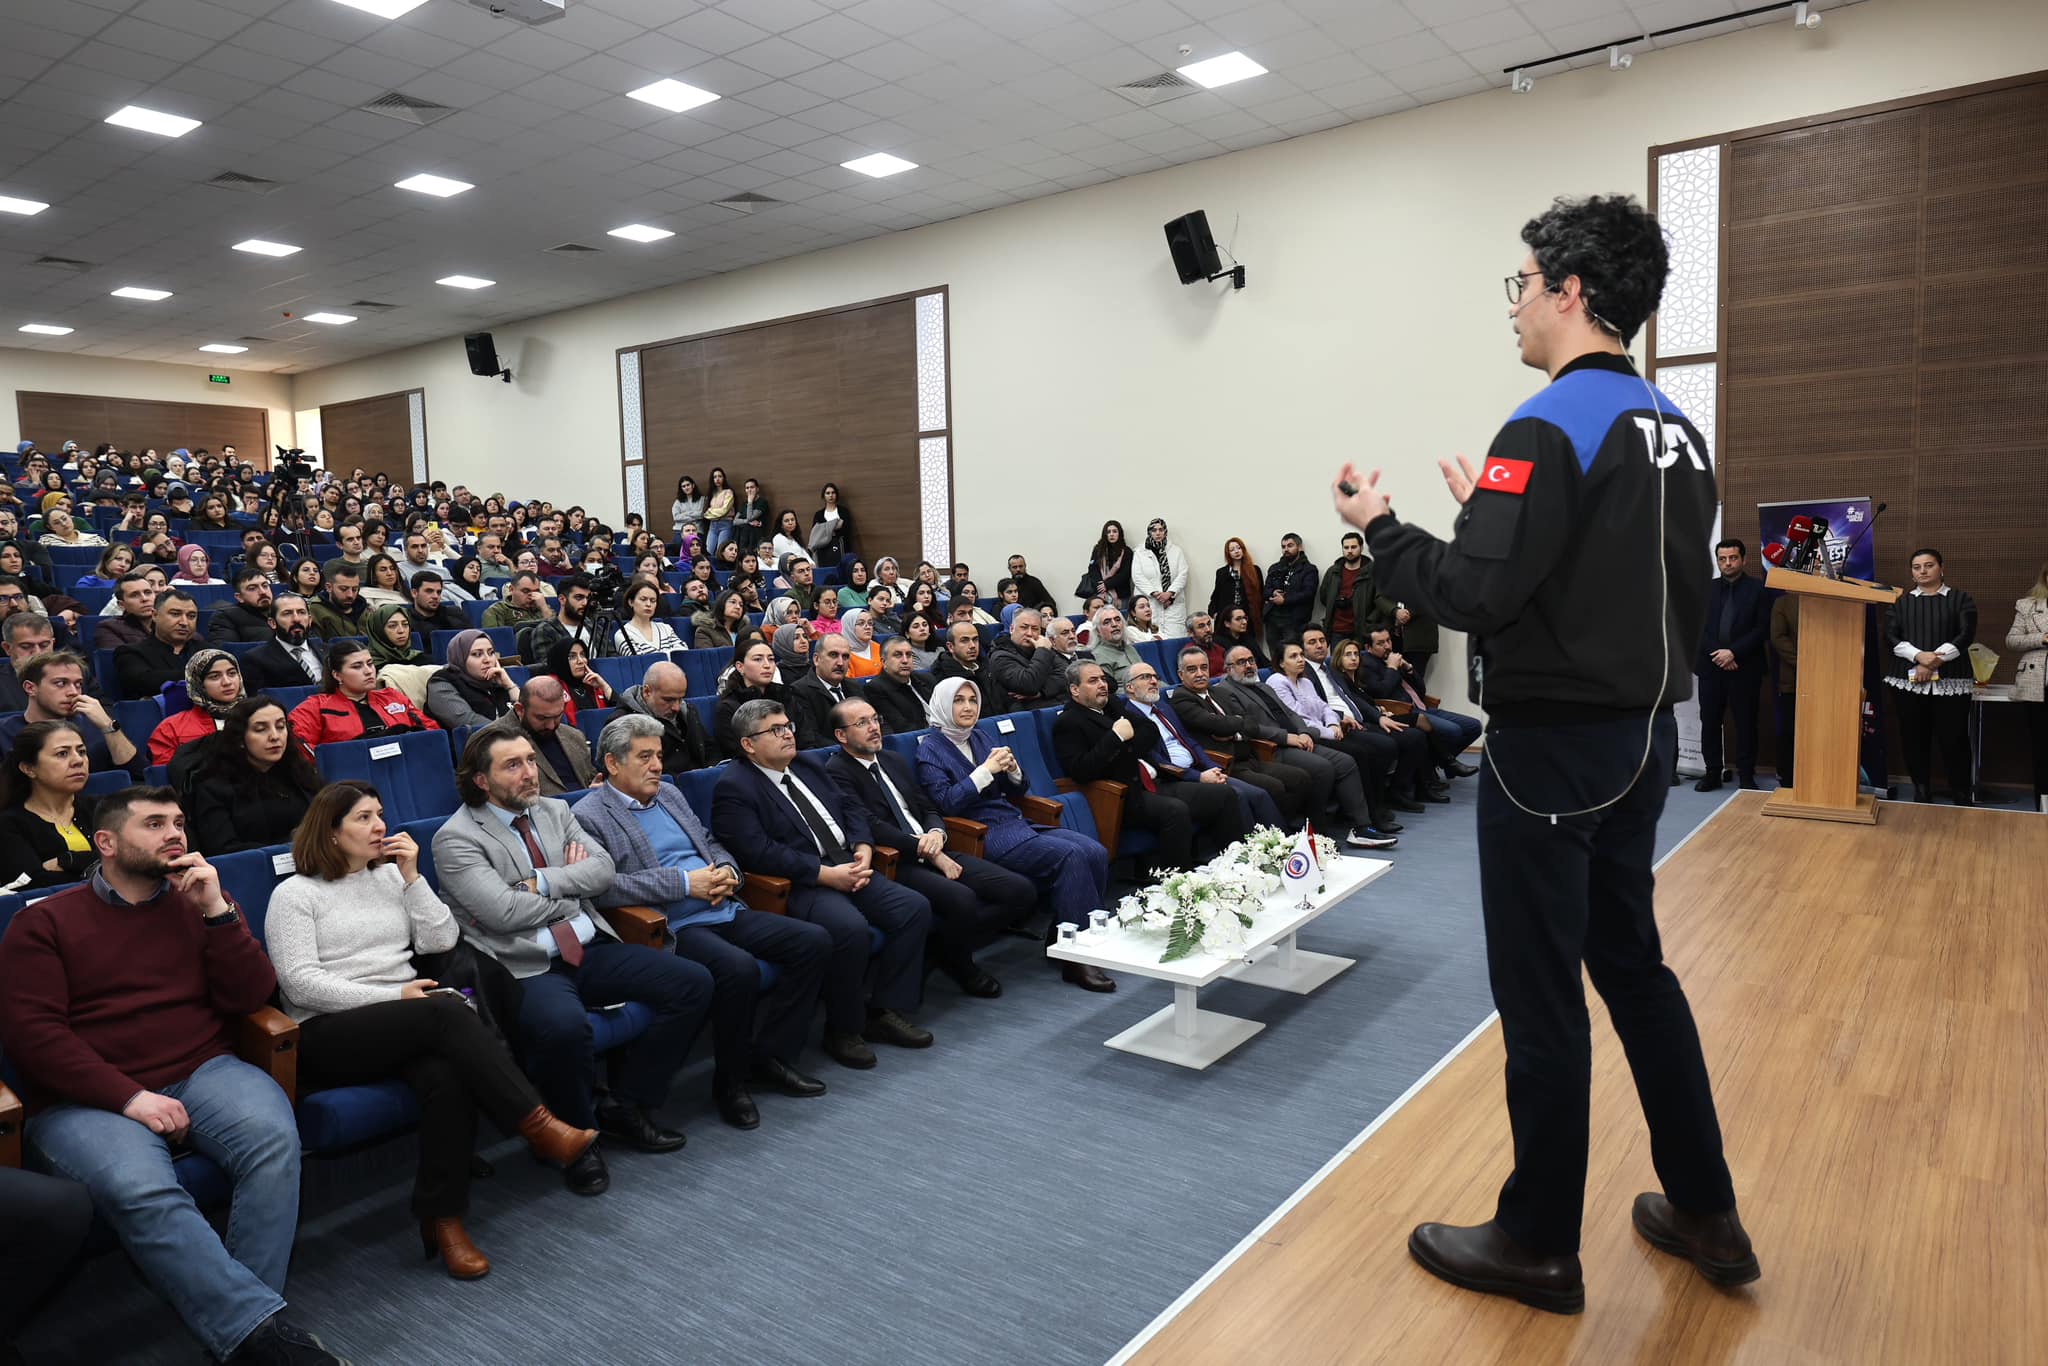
[1631,1193,1761,1286]
[420,1217,491,1280]
[517,1105,598,1168]
[1407,1219,1584,1314]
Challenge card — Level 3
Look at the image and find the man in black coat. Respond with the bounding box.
[204,567,276,643]
[930,621,1008,714]
[405,570,469,639]
[1165,643,1316,823]
[113,589,202,700]
[1694,539,1769,791]
[239,594,327,695]
[861,638,936,735]
[1262,532,1319,654]
[826,696,1034,998]
[1001,554,1059,614]
[982,608,1065,710]
[615,663,713,774]
[1051,659,1238,873]
[1210,646,1398,844]
[787,633,857,751]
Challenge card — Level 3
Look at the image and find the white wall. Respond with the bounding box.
[291,0,2047,679]
[1,350,297,455]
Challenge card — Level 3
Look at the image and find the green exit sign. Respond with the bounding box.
[207,373,230,385]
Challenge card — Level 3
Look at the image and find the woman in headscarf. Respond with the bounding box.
[762,595,801,630]
[147,648,244,765]
[842,609,883,678]
[1077,519,1132,611]
[366,603,430,668]
[542,637,612,722]
[171,543,224,585]
[912,677,1114,993]
[1209,536,1264,643]
[770,621,813,688]
[1130,517,1190,638]
[425,629,518,730]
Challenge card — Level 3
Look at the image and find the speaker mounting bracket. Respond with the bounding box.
[1207,265,1247,290]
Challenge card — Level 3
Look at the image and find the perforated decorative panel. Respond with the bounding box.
[915,292,947,432]
[618,350,644,466]
[1656,145,1720,357]
[1655,362,1717,472]
[624,464,646,520]
[919,436,950,564]
[406,391,427,484]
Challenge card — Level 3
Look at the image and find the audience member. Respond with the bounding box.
[528,573,601,660]
[694,591,748,653]
[902,612,941,670]
[206,568,276,643]
[1263,533,1318,654]
[186,697,322,854]
[863,636,937,736]
[482,572,548,630]
[114,588,202,700]
[1084,605,1144,690]
[1167,646,1314,824]
[319,523,367,582]
[289,642,438,748]
[712,697,935,1066]
[1210,646,1396,846]
[1272,637,1426,815]
[1002,554,1058,614]
[1355,629,1482,779]
[1077,519,1133,610]
[0,786,345,1365]
[483,677,596,795]
[1301,626,1441,804]
[1314,530,1391,644]
[267,780,598,1280]
[1122,663,1282,832]
[407,571,469,638]
[95,571,158,650]
[0,609,56,710]
[769,621,813,689]
[239,594,326,694]
[0,651,139,777]
[427,630,518,731]
[715,639,795,761]
[76,542,136,591]
[984,608,1066,710]
[1882,547,1976,805]
[608,660,707,774]
[1693,538,1769,792]
[366,602,431,668]
[542,638,612,720]
[147,649,244,765]
[1132,518,1191,637]
[170,545,223,586]
[1207,537,1263,643]
[0,720,97,889]
[307,562,368,640]
[789,633,858,747]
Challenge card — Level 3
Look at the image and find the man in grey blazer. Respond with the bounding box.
[577,713,833,1132]
[433,728,713,1197]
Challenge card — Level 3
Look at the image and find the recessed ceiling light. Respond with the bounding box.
[436,275,495,289]
[842,152,917,178]
[0,195,49,216]
[303,312,357,325]
[105,105,202,138]
[329,0,431,18]
[607,223,673,243]
[627,78,720,114]
[111,286,173,301]
[199,343,249,354]
[395,173,474,198]
[232,239,301,257]
[19,323,74,336]
[1176,51,1268,88]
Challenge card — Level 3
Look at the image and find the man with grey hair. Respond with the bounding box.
[576,713,832,1130]
[483,675,596,795]
[1085,605,1144,692]
[616,660,712,774]
[984,607,1065,710]
[789,633,856,747]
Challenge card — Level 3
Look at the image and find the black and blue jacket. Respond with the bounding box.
[1364,352,1717,724]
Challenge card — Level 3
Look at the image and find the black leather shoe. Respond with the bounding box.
[1631,1193,1761,1286]
[1061,962,1116,992]
[749,1056,827,1097]
[1693,776,1724,792]
[864,1008,934,1048]
[563,1145,609,1197]
[595,1100,686,1154]
[823,1030,877,1069]
[1408,1219,1583,1315]
[1737,773,1760,790]
[1418,783,1452,803]
[1443,759,1479,778]
[943,960,1003,998]
[1389,796,1427,814]
[1368,810,1404,833]
[715,1087,760,1130]
[226,1315,350,1365]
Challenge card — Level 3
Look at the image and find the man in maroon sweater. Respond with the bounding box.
[0,786,345,1366]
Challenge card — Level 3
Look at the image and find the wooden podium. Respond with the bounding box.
[1760,568,1902,824]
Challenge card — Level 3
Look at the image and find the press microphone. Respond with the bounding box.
[1783,515,1815,570]
[1762,542,1786,567]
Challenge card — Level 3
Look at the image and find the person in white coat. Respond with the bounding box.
[2007,563,2047,803]
[1132,517,1190,638]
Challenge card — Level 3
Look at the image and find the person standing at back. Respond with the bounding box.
[1693,538,1768,791]
[1332,194,1756,1314]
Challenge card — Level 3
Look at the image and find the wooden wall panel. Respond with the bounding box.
[319,392,418,489]
[15,391,270,466]
[638,297,922,566]
[1720,75,2048,788]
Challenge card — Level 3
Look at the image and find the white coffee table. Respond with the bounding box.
[1045,855,1391,1069]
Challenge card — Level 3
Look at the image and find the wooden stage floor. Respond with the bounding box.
[1125,793,2047,1365]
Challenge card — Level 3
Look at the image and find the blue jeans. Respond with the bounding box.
[28,1054,300,1359]
[704,520,735,560]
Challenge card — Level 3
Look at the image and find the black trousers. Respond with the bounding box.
[1477,711,1736,1255]
[298,994,543,1219]
[519,942,714,1127]
[2027,700,2048,799]
[1123,779,1242,872]
[894,852,1035,972]
[1774,694,1796,787]
[1331,726,1422,805]
[1892,687,1973,802]
[0,1166,93,1346]
[1695,662,1762,778]
[672,907,831,1086]
[1235,758,1313,822]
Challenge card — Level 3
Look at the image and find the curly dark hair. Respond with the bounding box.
[1519,195,1668,345]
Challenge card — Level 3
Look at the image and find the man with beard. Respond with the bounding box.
[1315,530,1393,644]
[240,594,327,694]
[1263,533,1319,656]
[206,568,276,644]
[931,621,1006,712]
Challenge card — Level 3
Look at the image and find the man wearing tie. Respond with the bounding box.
[1300,625,1440,805]
[789,633,858,750]
[1122,663,1282,833]
[239,594,327,694]
[826,697,1033,999]
[1210,646,1399,847]
[712,699,935,1068]
[434,730,714,1196]
[1360,626,1483,780]
[1165,645,1316,824]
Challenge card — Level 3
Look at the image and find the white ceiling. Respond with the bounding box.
[0,0,1827,373]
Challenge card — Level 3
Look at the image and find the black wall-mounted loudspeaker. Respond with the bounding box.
[1164,210,1223,284]
[464,332,509,382]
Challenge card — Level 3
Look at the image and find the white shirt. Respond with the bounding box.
[751,761,846,852]
[1891,585,1962,662]
[1305,658,1359,723]
[856,754,927,835]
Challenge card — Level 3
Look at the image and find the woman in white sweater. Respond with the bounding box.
[266,780,598,1281]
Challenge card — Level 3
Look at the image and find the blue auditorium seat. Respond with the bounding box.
[313,731,459,822]
[978,710,1096,838]
[574,706,618,747]
[1026,708,1153,862]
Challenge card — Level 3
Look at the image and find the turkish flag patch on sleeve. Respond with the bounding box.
[1478,457,1534,495]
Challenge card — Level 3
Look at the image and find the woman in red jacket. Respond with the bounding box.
[288,640,438,752]
[147,648,245,766]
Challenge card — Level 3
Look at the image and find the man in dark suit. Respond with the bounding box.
[1165,644,1315,823]
[929,621,1007,713]
[826,696,1034,999]
[113,589,201,700]
[1359,625,1483,780]
[1694,539,1768,791]
[711,697,934,1068]
[1002,554,1059,614]
[1123,663,1275,832]
[239,593,327,695]
[1051,659,1240,873]
[1211,645,1397,847]
[93,572,158,651]
[862,636,936,734]
[483,677,596,795]
[1300,624,1440,806]
[204,567,275,643]
[788,632,856,750]
[983,608,1066,710]
[406,570,469,638]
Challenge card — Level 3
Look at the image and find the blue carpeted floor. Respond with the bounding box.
[23,779,1738,1366]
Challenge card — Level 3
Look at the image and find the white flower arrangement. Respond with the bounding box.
[1224,825,1340,879]
[1113,861,1270,963]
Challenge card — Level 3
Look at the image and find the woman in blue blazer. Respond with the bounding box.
[914,677,1114,992]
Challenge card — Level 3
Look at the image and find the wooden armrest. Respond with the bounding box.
[1009,795,1063,828]
[1378,699,1415,719]
[234,1007,299,1106]
[943,815,988,858]
[1423,694,1440,709]
[1250,738,1277,762]
[0,1081,21,1169]
[1203,748,1235,772]
[871,845,900,879]
[742,872,792,916]
[1056,776,1128,852]
[596,904,667,949]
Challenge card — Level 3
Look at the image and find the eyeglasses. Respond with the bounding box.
[747,722,795,740]
[1504,270,1545,304]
